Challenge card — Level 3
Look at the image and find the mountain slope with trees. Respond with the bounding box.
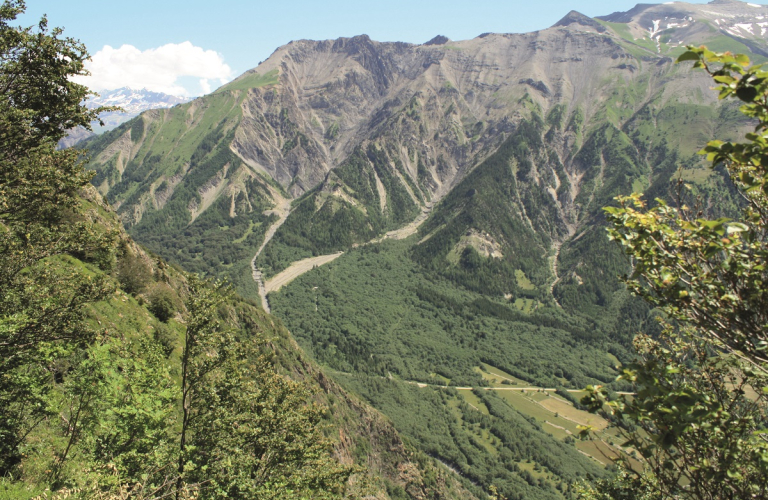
[0,3,476,499]
[579,47,768,500]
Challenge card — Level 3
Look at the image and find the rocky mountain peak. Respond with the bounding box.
[424,35,450,45]
[554,10,607,32]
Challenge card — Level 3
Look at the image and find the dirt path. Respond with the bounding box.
[258,202,434,309]
[544,421,572,434]
[264,252,344,293]
[251,194,291,313]
[549,242,563,308]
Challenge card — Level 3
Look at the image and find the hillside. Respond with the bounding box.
[58,89,192,149]
[81,1,765,498]
[3,185,475,500]
[87,87,192,131]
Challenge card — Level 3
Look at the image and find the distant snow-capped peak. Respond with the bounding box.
[85,88,194,132]
[88,87,192,115]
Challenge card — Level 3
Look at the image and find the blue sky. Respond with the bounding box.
[19,0,768,96]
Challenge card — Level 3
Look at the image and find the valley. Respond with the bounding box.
[80,1,768,498]
[250,196,434,310]
[361,362,632,468]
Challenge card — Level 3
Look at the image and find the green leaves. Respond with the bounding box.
[603,190,768,367]
[0,3,354,498]
[588,45,768,500]
[174,277,353,499]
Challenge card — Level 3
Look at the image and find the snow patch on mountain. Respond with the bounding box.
[89,87,191,115]
[88,87,192,131]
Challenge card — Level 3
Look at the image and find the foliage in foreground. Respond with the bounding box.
[581,47,768,499]
[0,0,115,476]
[0,2,352,498]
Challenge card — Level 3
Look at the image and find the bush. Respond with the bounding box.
[153,323,178,357]
[147,284,177,322]
[117,251,153,295]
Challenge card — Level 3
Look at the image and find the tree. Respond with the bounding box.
[580,47,768,499]
[174,277,352,500]
[0,0,115,475]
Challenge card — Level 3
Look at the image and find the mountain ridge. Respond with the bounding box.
[81,3,759,497]
[89,86,192,130]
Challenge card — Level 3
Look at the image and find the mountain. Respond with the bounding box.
[89,87,192,130]
[57,125,98,149]
[598,0,768,56]
[82,2,758,498]
[58,88,192,149]
[14,186,476,499]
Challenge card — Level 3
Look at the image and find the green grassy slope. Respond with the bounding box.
[85,81,283,295]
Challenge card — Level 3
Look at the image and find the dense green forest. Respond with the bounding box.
[268,235,630,499]
[270,239,627,389]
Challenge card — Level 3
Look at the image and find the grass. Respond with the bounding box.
[514,270,535,290]
[513,297,539,314]
[218,69,280,93]
[233,220,263,244]
[492,388,627,466]
[702,35,768,64]
[447,396,497,455]
[632,177,648,194]
[496,391,571,428]
[429,372,451,386]
[477,363,520,387]
[105,90,244,195]
[576,440,620,466]
[0,479,44,500]
[457,389,490,415]
[538,397,609,430]
[516,460,550,480]
[541,420,571,440]
[679,167,712,184]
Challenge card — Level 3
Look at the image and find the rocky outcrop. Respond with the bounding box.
[86,0,768,255]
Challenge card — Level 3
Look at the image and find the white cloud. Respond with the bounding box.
[200,78,211,94]
[73,42,233,97]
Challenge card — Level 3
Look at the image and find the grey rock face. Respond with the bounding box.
[87,1,766,235]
